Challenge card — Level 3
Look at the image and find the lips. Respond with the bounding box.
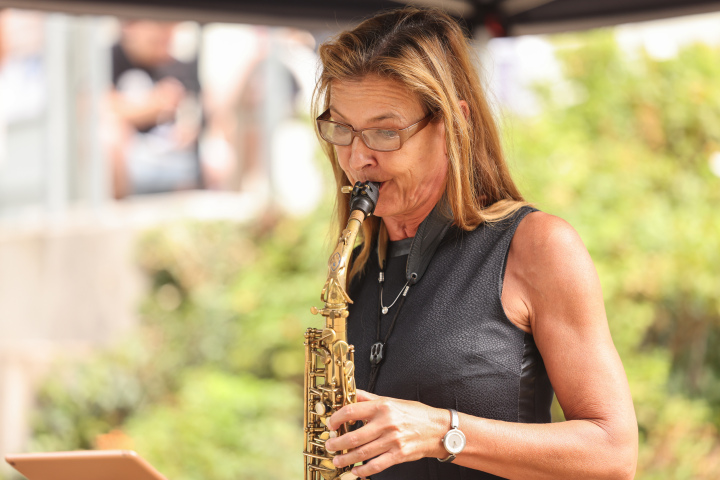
[355,179,387,194]
[358,180,386,190]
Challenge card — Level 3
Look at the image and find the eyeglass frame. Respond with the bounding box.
[316,108,433,152]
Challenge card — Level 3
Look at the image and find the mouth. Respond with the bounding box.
[353,179,387,195]
[356,180,386,190]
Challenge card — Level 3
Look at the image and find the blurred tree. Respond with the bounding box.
[28,210,331,480]
[507,30,720,478]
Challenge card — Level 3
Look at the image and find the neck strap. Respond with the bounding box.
[377,199,453,285]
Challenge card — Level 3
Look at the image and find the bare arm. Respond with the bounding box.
[108,77,185,131]
[325,212,638,479]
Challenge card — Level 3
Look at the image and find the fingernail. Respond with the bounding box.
[333,457,340,466]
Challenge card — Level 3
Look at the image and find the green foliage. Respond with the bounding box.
[125,369,302,480]
[29,207,332,480]
[507,30,720,478]
[31,341,158,452]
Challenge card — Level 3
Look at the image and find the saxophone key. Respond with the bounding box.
[324,431,338,454]
[315,401,330,415]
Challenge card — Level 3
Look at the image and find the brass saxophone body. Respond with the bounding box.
[304,182,379,480]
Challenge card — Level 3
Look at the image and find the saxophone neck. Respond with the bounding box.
[321,209,366,307]
[336,209,366,286]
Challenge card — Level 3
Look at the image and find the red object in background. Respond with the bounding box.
[485,13,507,38]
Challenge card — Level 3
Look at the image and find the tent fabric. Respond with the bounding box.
[504,0,720,35]
[1,0,720,35]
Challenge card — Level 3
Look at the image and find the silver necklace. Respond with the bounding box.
[379,271,410,314]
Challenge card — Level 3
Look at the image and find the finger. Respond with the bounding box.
[325,418,382,453]
[327,401,379,431]
[356,389,381,402]
[332,436,390,468]
[351,452,398,478]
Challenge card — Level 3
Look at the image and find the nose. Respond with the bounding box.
[347,136,377,172]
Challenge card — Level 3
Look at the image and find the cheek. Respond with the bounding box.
[334,147,353,179]
[426,134,449,179]
[435,155,449,177]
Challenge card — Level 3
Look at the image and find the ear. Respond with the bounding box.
[458,100,470,120]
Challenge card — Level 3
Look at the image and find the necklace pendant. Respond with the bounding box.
[382,306,389,315]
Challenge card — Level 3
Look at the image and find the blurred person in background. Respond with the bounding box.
[200,27,321,202]
[0,9,46,181]
[108,20,203,199]
[0,10,5,166]
[232,28,323,212]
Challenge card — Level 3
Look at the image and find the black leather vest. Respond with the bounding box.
[347,205,553,480]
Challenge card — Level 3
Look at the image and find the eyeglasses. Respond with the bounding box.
[316,109,433,152]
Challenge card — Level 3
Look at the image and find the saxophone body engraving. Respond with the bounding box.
[304,182,379,480]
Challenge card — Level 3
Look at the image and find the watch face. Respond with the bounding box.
[444,430,466,454]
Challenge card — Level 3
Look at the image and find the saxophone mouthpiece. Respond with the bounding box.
[348,181,380,217]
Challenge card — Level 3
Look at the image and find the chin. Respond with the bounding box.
[372,203,398,220]
[372,204,388,218]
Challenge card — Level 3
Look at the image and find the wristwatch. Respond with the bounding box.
[438,408,466,463]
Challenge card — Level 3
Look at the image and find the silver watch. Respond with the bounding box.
[439,408,466,463]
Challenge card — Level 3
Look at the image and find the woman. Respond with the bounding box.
[315,7,637,480]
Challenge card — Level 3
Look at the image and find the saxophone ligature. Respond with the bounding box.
[304,181,379,480]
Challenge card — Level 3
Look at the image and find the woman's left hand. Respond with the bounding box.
[325,389,447,477]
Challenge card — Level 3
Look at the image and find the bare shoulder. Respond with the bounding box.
[511,211,596,280]
[503,211,603,334]
[512,211,587,260]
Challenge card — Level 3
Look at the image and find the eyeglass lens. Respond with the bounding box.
[318,121,401,151]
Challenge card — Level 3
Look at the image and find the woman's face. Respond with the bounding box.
[329,76,448,224]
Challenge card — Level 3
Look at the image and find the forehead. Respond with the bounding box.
[329,76,423,123]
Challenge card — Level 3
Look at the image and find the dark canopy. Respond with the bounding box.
[1,0,720,35]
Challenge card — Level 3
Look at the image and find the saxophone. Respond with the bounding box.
[304,181,379,480]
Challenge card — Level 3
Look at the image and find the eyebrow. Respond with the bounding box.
[328,107,403,125]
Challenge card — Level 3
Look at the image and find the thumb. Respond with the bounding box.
[356,389,381,402]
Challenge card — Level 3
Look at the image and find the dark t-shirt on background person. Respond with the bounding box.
[111,42,203,194]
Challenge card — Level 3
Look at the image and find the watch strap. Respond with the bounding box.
[449,408,459,429]
[439,453,456,463]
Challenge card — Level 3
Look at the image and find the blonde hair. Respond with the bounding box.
[313,7,528,281]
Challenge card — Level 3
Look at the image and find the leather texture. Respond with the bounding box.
[405,200,454,285]
[347,206,554,480]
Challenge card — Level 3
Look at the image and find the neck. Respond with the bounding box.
[382,200,439,241]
